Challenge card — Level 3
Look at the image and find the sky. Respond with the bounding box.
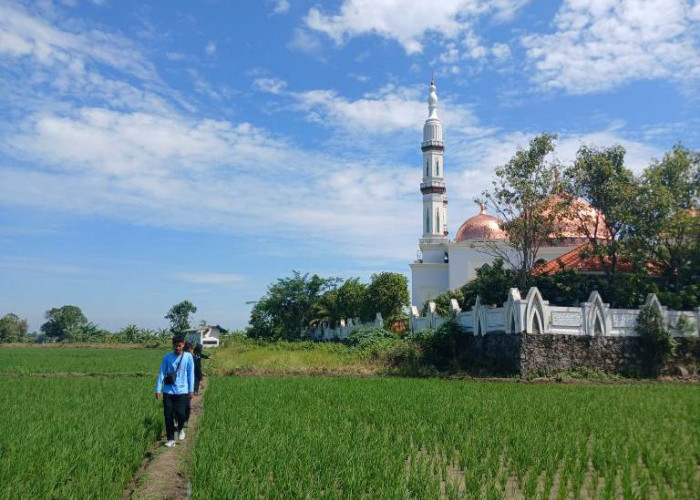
[0,0,698,332]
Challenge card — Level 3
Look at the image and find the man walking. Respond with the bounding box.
[155,336,195,447]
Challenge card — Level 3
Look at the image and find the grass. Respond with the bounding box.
[0,377,162,500]
[211,337,372,375]
[192,377,700,499]
[0,346,167,375]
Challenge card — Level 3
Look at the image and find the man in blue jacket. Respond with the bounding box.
[155,335,195,447]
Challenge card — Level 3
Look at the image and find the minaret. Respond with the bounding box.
[420,75,448,241]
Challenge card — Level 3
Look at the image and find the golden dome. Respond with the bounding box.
[542,195,608,242]
[454,204,506,242]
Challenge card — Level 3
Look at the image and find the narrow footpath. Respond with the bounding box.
[122,387,206,500]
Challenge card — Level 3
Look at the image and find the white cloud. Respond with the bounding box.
[0,2,156,81]
[205,41,216,55]
[522,0,700,94]
[166,51,185,61]
[347,72,370,82]
[287,27,325,59]
[271,0,290,15]
[304,0,529,54]
[253,77,287,94]
[289,83,478,135]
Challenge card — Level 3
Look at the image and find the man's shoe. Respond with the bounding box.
[164,440,176,448]
[178,430,186,441]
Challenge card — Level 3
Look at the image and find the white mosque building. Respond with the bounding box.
[409,79,595,309]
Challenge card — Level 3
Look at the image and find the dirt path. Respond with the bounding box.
[122,388,206,500]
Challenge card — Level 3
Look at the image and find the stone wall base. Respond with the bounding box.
[518,334,700,378]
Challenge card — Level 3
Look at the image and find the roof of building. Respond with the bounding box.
[542,194,609,241]
[533,242,655,275]
[453,196,608,245]
[453,204,507,242]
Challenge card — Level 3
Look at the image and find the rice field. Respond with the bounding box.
[0,376,162,500]
[0,346,167,374]
[192,377,700,499]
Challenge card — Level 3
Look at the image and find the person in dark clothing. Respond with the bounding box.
[193,343,210,394]
[183,340,194,427]
[155,336,194,447]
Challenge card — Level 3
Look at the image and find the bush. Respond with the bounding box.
[636,304,677,375]
[346,327,393,351]
[368,339,423,373]
[417,318,469,372]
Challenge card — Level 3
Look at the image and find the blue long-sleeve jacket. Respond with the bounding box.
[155,351,195,394]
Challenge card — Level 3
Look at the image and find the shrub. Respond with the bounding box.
[368,339,423,373]
[417,318,469,372]
[636,304,677,375]
[346,327,393,351]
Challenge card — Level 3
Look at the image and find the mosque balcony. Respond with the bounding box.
[419,236,448,245]
[420,180,446,194]
[421,140,444,151]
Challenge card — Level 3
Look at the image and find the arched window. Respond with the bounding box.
[425,209,430,233]
[436,159,440,176]
[436,209,440,233]
[426,160,429,177]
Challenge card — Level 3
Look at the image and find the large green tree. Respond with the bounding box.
[0,313,28,343]
[632,144,700,292]
[248,271,336,340]
[165,300,197,335]
[314,277,367,328]
[364,272,409,323]
[564,144,638,287]
[40,305,87,340]
[479,134,562,290]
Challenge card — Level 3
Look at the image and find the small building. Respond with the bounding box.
[185,324,227,348]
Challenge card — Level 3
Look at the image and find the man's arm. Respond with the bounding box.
[155,354,167,398]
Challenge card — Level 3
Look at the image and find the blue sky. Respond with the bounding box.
[1,0,698,332]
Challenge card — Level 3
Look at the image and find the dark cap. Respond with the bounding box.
[184,340,194,350]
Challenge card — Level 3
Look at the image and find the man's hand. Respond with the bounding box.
[189,392,194,400]
[155,392,161,401]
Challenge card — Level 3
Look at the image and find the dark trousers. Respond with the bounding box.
[163,393,189,440]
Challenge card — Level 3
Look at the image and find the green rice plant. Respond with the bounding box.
[0,377,162,499]
[192,377,699,500]
[0,346,167,375]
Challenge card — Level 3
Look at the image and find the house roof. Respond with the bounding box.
[533,242,649,275]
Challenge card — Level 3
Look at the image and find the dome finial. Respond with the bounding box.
[430,72,434,86]
[480,202,486,214]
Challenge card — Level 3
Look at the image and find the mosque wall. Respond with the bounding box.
[409,287,700,377]
[410,262,448,313]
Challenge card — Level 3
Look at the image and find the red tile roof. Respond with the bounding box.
[533,242,652,276]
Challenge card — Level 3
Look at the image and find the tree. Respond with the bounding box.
[337,278,367,322]
[40,305,87,341]
[248,271,336,340]
[632,144,700,292]
[364,272,409,323]
[165,300,197,335]
[0,313,28,343]
[564,144,638,288]
[479,134,563,290]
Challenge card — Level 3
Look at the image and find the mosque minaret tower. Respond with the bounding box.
[420,76,448,241]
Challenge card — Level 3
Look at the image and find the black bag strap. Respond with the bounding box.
[167,353,184,385]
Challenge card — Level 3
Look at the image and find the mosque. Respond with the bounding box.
[409,79,597,309]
